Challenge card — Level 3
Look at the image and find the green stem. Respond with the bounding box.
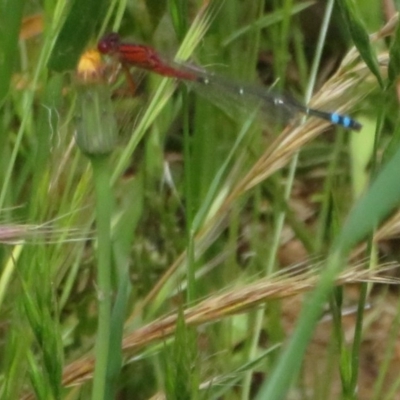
[182,86,196,303]
[91,155,113,400]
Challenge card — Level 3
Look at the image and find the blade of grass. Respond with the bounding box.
[105,176,143,399]
[337,0,384,88]
[48,0,108,72]
[387,15,400,88]
[256,140,400,399]
[0,0,24,105]
[222,1,313,47]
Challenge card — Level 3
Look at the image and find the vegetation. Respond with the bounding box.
[0,0,400,399]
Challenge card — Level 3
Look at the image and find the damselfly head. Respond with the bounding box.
[98,32,121,55]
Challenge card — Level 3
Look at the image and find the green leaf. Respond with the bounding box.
[0,0,25,105]
[168,0,188,40]
[337,0,384,88]
[336,142,400,252]
[222,2,313,47]
[388,19,400,87]
[48,0,108,72]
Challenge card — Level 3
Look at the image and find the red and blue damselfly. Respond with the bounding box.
[98,32,362,132]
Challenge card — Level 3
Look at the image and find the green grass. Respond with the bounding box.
[1,0,400,399]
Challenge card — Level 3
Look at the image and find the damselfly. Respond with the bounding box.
[98,32,362,131]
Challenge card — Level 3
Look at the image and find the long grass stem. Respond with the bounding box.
[91,155,113,400]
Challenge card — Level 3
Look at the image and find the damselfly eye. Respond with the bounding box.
[98,32,121,54]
